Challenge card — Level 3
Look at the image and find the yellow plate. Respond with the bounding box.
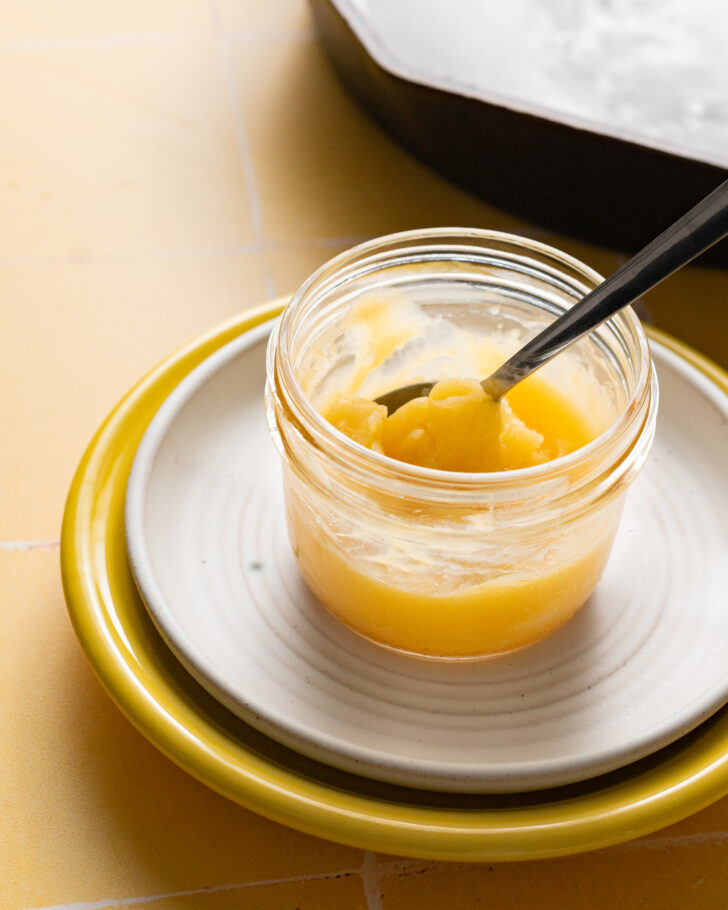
[61,300,728,862]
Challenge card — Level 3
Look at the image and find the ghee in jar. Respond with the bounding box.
[275,291,621,658]
[325,375,595,473]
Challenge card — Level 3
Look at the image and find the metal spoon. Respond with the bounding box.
[375,178,728,414]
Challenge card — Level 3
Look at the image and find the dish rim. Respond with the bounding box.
[123,309,725,794]
[61,298,728,861]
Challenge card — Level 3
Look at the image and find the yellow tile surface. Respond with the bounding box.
[643,264,728,370]
[250,239,621,318]
[0,40,254,260]
[214,0,311,34]
[1,550,363,909]
[0,256,267,541]
[649,795,728,839]
[147,874,367,908]
[231,38,529,244]
[2,0,728,906]
[378,844,728,909]
[263,241,353,297]
[0,2,212,40]
[262,233,624,307]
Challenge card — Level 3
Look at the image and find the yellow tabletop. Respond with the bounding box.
[2,2,728,908]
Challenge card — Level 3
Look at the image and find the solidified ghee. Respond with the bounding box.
[289,294,617,658]
[325,375,595,473]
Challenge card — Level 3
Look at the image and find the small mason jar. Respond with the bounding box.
[265,229,658,659]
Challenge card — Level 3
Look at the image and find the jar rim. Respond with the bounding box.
[272,227,654,493]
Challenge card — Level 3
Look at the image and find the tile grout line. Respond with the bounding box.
[0,28,315,54]
[267,271,280,299]
[228,27,317,44]
[606,829,728,853]
[369,858,433,876]
[211,1,263,238]
[360,852,386,910]
[0,540,60,552]
[19,832,728,909]
[364,829,728,886]
[0,34,187,52]
[0,235,372,269]
[0,245,259,267]
[23,866,365,910]
[208,0,277,300]
[205,0,223,33]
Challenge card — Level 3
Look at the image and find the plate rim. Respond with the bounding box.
[122,310,728,793]
[61,298,728,861]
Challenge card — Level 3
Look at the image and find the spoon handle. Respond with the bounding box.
[483,178,728,400]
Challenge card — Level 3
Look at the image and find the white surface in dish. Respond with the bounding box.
[336,0,728,166]
[125,323,728,792]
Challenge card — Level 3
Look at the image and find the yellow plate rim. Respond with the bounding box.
[61,301,728,862]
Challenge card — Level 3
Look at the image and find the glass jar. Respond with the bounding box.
[265,229,658,659]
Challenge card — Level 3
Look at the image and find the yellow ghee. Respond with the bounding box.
[289,294,617,658]
[325,375,595,472]
[290,510,614,657]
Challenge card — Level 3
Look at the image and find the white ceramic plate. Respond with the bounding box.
[125,322,728,793]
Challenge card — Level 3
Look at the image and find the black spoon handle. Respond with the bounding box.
[483,178,728,399]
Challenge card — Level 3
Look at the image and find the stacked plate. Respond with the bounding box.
[62,298,728,861]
